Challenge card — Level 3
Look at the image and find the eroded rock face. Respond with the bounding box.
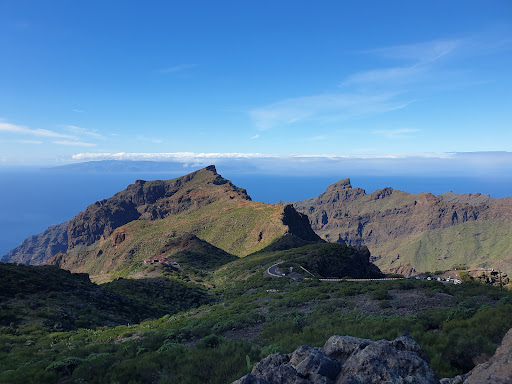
[292,178,512,274]
[462,328,512,384]
[1,221,69,265]
[233,334,438,384]
[2,166,251,265]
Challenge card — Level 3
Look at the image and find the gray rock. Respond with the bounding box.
[323,335,372,361]
[233,334,440,384]
[232,374,270,384]
[391,333,430,363]
[335,339,439,384]
[289,345,341,380]
[463,328,512,384]
[252,353,290,376]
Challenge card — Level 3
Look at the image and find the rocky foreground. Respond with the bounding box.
[233,329,512,384]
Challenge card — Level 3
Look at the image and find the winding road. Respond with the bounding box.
[266,262,404,282]
[267,263,283,277]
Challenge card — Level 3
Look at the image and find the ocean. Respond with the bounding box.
[1,168,511,257]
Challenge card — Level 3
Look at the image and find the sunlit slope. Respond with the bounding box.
[372,221,512,273]
[49,167,321,280]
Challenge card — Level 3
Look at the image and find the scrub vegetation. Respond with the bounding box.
[1,252,511,383]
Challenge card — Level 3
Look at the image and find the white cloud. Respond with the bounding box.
[64,125,103,139]
[0,122,74,138]
[69,151,512,178]
[53,140,96,147]
[306,135,328,141]
[71,151,453,162]
[72,109,84,113]
[342,66,423,87]
[362,39,461,63]
[250,134,260,139]
[17,139,43,144]
[249,92,409,130]
[249,39,464,131]
[343,40,462,88]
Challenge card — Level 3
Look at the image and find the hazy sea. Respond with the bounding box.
[1,168,511,257]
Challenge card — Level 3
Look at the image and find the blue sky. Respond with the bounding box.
[1,0,511,173]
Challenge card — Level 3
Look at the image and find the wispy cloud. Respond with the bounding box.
[17,139,43,144]
[250,134,260,140]
[53,140,96,147]
[305,135,328,141]
[372,128,420,139]
[250,92,410,130]
[342,39,462,88]
[64,125,103,139]
[72,109,84,113]
[361,39,461,63]
[136,135,164,144]
[159,64,197,74]
[249,38,463,131]
[0,122,74,138]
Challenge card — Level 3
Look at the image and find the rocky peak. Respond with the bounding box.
[325,177,352,192]
[2,166,251,264]
[66,165,250,249]
[282,205,322,242]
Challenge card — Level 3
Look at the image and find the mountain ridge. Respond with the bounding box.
[292,177,512,275]
[2,166,323,281]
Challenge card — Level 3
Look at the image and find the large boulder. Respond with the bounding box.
[233,330,512,384]
[232,334,438,384]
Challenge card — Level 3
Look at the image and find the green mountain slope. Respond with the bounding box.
[0,263,208,331]
[41,167,321,281]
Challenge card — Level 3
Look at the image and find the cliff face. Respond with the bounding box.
[2,222,69,265]
[293,179,512,274]
[66,165,251,249]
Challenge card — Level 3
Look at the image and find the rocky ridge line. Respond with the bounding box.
[1,166,249,265]
[292,177,512,275]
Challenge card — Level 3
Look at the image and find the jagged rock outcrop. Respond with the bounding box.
[234,330,512,384]
[233,333,439,384]
[292,178,512,275]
